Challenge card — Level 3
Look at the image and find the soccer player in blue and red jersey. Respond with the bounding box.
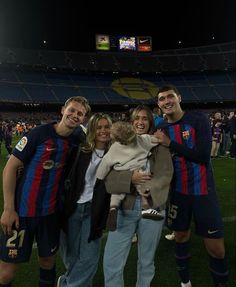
[155,85,228,287]
[0,96,91,287]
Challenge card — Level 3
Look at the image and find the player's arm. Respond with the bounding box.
[170,114,211,163]
[1,155,23,235]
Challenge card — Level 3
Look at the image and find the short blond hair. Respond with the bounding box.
[64,96,91,115]
[111,121,136,145]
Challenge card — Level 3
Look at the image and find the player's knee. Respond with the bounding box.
[205,238,225,258]
[208,246,225,258]
[174,231,190,242]
[39,256,56,270]
[0,262,16,284]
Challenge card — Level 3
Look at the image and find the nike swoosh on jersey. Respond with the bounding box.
[207,230,219,234]
[46,148,56,151]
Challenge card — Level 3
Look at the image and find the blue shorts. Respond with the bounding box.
[167,192,224,239]
[0,212,60,263]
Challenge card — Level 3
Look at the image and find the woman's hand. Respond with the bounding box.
[139,189,151,198]
[131,170,151,185]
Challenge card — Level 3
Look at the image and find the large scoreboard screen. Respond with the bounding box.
[118,36,137,51]
[96,34,110,51]
[137,36,152,52]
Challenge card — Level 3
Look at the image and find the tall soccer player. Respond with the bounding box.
[0,96,91,287]
[155,85,228,287]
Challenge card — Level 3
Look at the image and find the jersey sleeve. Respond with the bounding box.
[13,127,41,163]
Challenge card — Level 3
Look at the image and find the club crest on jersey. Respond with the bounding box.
[15,136,28,151]
[8,249,18,258]
[182,130,190,140]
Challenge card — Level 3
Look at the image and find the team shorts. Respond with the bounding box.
[166,192,224,239]
[0,212,60,263]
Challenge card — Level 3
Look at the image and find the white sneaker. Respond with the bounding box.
[57,276,62,287]
[132,233,138,243]
[165,232,175,240]
[181,280,192,287]
[142,209,164,220]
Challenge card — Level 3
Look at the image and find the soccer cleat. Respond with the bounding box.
[132,233,138,243]
[142,208,164,220]
[56,276,62,287]
[181,280,192,287]
[165,232,175,240]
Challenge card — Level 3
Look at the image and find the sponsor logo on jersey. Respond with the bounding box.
[15,136,28,152]
[43,160,55,170]
[54,162,63,169]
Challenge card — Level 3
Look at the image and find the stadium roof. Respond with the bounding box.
[0,0,235,52]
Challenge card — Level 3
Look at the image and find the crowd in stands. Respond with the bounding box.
[0,109,236,160]
[0,112,60,124]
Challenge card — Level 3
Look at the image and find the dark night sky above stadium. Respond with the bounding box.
[0,0,235,52]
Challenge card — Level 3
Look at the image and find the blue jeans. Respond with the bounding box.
[103,197,165,287]
[59,202,101,287]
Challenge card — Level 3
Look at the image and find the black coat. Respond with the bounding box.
[62,148,110,242]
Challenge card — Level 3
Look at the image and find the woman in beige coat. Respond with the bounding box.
[103,105,173,287]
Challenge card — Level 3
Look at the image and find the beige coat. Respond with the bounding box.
[105,144,173,210]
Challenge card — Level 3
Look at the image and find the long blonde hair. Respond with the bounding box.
[81,113,112,152]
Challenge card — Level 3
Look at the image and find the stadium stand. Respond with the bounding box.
[0,42,235,109]
[1,42,235,72]
[0,82,30,102]
[94,54,119,72]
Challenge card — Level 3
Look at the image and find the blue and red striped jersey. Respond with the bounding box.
[13,123,80,217]
[160,111,215,196]
[212,126,222,143]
